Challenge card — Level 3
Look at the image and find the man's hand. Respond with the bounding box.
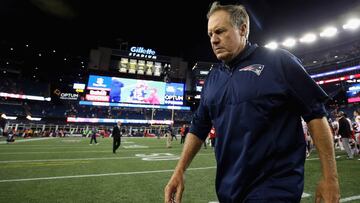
[308,117,340,203]
[164,133,204,202]
[315,177,340,203]
[164,172,185,203]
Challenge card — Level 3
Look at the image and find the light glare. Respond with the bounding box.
[320,27,338,37]
[282,38,296,47]
[299,33,317,43]
[343,18,360,30]
[265,41,278,49]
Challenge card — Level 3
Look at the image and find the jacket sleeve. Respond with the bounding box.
[189,73,213,141]
[280,50,329,122]
[112,127,118,136]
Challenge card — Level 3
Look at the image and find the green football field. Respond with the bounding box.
[0,137,359,203]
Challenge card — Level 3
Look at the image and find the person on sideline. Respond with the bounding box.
[166,125,173,148]
[112,121,123,153]
[89,127,98,145]
[164,2,339,203]
[336,111,354,159]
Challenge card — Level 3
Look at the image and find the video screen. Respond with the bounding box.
[346,83,360,103]
[86,75,184,105]
[164,83,184,105]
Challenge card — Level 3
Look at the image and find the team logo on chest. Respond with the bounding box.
[239,64,265,76]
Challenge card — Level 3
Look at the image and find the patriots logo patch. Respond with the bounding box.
[239,64,265,76]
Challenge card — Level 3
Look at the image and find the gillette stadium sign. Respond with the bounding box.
[130,47,156,55]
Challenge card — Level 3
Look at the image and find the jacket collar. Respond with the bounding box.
[224,42,258,70]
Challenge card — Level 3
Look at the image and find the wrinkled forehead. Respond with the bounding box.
[208,10,232,30]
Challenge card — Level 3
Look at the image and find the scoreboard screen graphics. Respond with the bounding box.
[86,75,184,105]
[347,83,360,103]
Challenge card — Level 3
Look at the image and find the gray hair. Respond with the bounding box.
[207,1,250,39]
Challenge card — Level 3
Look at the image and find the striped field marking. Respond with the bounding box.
[0,138,134,146]
[340,195,360,202]
[0,166,216,183]
[306,155,342,161]
[0,152,213,163]
[0,137,54,144]
[208,192,311,203]
[209,194,360,202]
[306,157,320,161]
[0,147,184,155]
[123,145,149,149]
[0,156,137,163]
[300,193,360,202]
[60,140,81,143]
[0,138,133,146]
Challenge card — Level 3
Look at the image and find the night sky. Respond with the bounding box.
[1,0,359,64]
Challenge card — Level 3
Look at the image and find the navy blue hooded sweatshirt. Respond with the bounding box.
[190,43,328,202]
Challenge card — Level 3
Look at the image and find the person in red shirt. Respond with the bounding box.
[180,125,186,144]
[208,127,216,148]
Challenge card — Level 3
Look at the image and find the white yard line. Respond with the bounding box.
[0,150,121,154]
[0,146,103,150]
[0,138,135,146]
[0,156,136,163]
[0,137,55,144]
[306,157,320,161]
[208,194,360,202]
[0,148,177,155]
[0,152,213,163]
[340,195,360,202]
[0,147,202,154]
[306,156,342,161]
[0,166,216,183]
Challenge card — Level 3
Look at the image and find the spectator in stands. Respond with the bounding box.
[165,2,339,203]
[112,121,123,153]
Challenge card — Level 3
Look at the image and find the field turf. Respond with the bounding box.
[0,137,359,202]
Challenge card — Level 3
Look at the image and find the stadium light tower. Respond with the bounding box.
[299,33,317,43]
[343,18,360,30]
[282,38,296,48]
[320,27,338,37]
[264,41,278,49]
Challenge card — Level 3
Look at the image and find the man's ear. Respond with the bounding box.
[239,24,247,37]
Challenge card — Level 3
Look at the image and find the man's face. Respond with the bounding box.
[208,10,247,63]
[117,121,121,126]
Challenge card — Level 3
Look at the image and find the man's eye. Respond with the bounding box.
[215,29,223,35]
